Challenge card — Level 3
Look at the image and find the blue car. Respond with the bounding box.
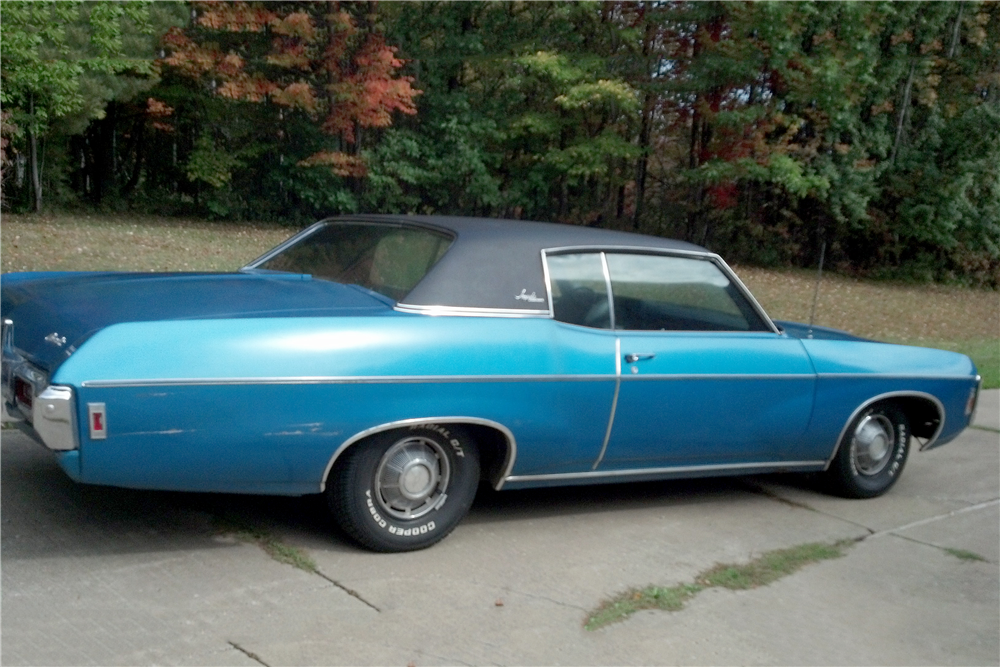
[1,216,982,551]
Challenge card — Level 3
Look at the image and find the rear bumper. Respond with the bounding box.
[2,319,78,451]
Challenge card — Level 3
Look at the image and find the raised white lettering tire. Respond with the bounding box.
[823,402,910,498]
[327,425,480,552]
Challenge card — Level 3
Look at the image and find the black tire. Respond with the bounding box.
[327,424,480,552]
[823,402,910,499]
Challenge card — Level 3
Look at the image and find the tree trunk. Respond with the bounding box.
[28,95,42,212]
[890,61,916,165]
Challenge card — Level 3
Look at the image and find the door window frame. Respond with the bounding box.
[541,246,780,334]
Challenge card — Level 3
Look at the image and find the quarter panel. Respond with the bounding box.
[60,317,619,493]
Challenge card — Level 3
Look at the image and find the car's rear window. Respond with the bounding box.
[257,223,453,301]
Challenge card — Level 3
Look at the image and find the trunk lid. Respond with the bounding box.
[1,271,394,372]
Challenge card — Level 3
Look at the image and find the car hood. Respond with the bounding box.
[1,271,394,372]
[774,320,876,342]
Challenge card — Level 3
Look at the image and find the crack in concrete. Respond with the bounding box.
[969,424,1000,434]
[863,498,1000,540]
[882,531,996,563]
[744,481,876,534]
[505,589,589,611]
[228,641,269,667]
[403,646,474,667]
[314,569,381,612]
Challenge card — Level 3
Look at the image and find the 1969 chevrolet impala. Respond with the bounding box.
[1,215,982,551]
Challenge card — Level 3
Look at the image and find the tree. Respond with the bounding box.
[1,1,157,211]
[157,0,418,217]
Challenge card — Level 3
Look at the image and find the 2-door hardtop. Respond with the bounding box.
[2,215,982,551]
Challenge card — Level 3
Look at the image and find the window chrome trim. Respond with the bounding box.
[600,252,616,330]
[825,390,946,465]
[242,220,327,269]
[541,245,780,334]
[711,255,781,334]
[505,459,827,485]
[242,217,458,272]
[393,304,551,318]
[319,416,517,493]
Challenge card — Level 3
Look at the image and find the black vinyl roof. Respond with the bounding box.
[329,215,708,313]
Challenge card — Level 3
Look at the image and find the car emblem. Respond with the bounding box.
[515,289,545,303]
[44,332,67,347]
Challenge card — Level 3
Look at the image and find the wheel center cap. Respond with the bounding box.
[868,434,889,461]
[400,462,433,499]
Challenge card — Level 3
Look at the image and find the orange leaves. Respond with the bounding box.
[217,76,277,102]
[271,11,316,40]
[146,97,175,132]
[161,1,421,176]
[266,41,311,70]
[271,82,317,113]
[296,151,367,177]
[194,1,277,32]
[320,36,418,140]
[161,27,217,76]
[146,98,174,118]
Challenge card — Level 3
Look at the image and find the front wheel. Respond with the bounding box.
[823,402,910,499]
[327,425,480,552]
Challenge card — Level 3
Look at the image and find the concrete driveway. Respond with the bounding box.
[3,392,998,666]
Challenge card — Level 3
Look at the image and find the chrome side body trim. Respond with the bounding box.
[825,391,946,466]
[319,417,517,493]
[33,386,79,451]
[592,338,622,470]
[393,304,551,318]
[815,373,976,380]
[505,459,826,484]
[80,372,818,388]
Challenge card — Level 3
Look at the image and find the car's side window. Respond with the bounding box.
[547,253,612,329]
[605,253,769,332]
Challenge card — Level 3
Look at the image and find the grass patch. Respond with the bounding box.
[944,547,987,562]
[585,584,703,630]
[212,513,318,573]
[585,540,851,630]
[1,213,291,273]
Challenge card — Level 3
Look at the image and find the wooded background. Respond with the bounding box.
[2,1,998,286]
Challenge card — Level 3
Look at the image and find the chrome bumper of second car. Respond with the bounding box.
[2,319,79,451]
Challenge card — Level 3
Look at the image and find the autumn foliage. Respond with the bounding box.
[160,1,418,176]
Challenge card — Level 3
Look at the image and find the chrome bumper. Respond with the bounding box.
[2,319,78,451]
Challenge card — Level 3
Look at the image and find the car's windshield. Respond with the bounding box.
[254,222,453,301]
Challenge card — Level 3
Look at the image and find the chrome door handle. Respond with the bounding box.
[624,353,655,363]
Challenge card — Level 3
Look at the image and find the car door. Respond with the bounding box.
[595,251,817,471]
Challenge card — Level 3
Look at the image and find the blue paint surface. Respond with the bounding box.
[2,271,980,496]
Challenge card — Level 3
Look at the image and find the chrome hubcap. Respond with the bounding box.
[375,436,450,520]
[851,414,895,476]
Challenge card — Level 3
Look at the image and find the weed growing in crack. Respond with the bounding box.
[944,547,987,562]
[585,540,852,630]
[212,514,318,573]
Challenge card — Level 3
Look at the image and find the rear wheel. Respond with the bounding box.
[327,425,479,552]
[823,402,910,499]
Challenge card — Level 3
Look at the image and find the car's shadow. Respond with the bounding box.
[1,430,822,560]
